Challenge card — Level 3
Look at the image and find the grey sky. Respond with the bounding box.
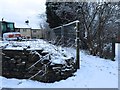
[0,0,46,28]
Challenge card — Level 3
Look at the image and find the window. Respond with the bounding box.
[7,23,14,31]
[16,29,20,32]
[33,37,36,39]
[1,23,6,32]
[33,30,37,33]
[23,29,27,32]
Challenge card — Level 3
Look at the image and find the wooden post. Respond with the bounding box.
[112,38,115,61]
[76,21,80,69]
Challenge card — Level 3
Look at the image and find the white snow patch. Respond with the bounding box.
[0,40,118,88]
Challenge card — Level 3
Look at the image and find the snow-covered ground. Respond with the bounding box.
[0,40,119,88]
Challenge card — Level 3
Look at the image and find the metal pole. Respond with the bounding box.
[61,25,64,46]
[76,21,80,69]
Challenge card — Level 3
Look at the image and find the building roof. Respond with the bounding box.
[0,21,14,24]
[15,23,41,29]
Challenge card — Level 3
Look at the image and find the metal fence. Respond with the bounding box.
[44,20,80,69]
[44,20,117,61]
[47,21,78,48]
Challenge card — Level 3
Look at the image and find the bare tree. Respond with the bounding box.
[38,13,51,40]
[45,2,120,59]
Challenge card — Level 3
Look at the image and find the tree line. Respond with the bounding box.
[45,1,120,59]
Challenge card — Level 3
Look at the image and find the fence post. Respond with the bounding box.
[112,38,115,61]
[76,21,80,69]
[61,25,64,46]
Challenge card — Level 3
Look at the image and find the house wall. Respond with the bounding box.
[15,28,45,39]
[15,28,32,38]
[32,29,43,39]
[20,28,32,38]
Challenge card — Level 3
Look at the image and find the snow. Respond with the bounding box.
[0,40,119,88]
[0,39,74,65]
[115,43,120,59]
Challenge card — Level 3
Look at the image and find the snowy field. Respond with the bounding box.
[0,40,119,88]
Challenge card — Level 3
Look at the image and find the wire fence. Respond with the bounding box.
[43,20,118,61]
[43,20,80,69]
[45,21,78,48]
